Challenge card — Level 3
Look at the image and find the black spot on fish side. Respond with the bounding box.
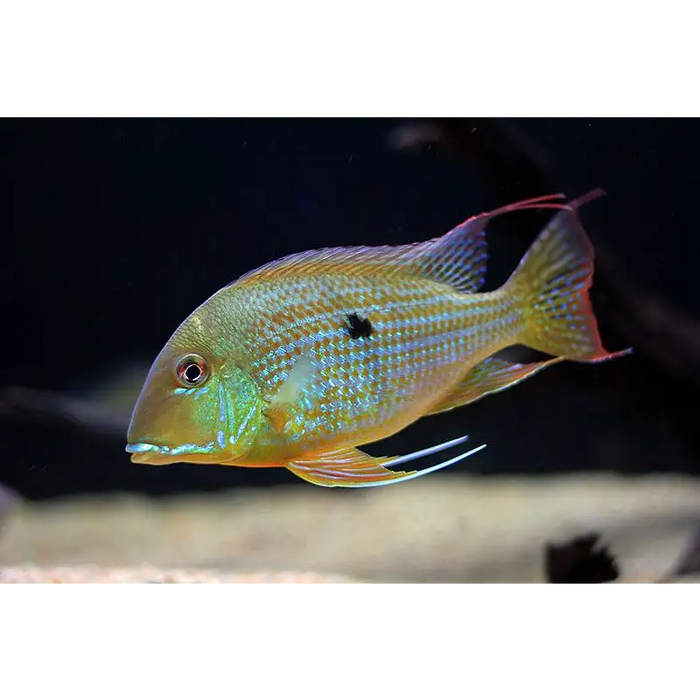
[346,313,373,339]
[544,532,620,584]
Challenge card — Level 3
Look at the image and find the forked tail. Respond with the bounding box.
[502,189,631,362]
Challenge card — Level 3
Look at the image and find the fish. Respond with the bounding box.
[126,190,631,488]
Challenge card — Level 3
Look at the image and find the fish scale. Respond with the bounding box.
[219,273,518,455]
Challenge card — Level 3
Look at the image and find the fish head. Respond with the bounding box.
[126,309,261,466]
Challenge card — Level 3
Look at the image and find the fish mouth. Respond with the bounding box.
[126,442,176,465]
[126,442,163,455]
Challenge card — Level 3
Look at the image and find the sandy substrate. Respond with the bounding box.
[0,566,359,583]
[2,473,700,583]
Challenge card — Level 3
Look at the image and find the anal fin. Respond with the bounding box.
[426,355,565,416]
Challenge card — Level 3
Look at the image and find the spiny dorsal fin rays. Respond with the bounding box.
[420,191,572,283]
[408,218,488,293]
[228,192,586,295]
[229,215,490,294]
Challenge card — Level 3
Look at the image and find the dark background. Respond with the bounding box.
[2,118,699,501]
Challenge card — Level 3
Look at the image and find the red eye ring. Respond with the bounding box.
[175,353,209,387]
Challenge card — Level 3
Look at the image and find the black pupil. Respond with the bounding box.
[184,363,202,383]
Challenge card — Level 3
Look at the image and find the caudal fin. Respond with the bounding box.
[504,190,631,362]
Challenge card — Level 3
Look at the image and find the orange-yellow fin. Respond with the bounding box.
[504,190,632,362]
[231,215,489,293]
[230,192,586,294]
[287,448,405,488]
[286,439,486,489]
[425,355,566,416]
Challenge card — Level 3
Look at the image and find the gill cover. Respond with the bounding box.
[127,363,261,464]
[218,365,262,460]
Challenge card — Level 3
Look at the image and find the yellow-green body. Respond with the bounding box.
[215,277,515,465]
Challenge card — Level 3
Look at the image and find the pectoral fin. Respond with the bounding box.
[287,447,403,487]
[264,353,314,432]
[425,355,565,416]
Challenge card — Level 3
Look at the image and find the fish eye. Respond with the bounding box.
[175,353,209,387]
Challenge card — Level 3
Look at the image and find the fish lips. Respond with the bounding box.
[125,441,221,465]
[126,442,166,463]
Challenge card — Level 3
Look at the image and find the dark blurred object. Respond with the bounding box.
[0,386,128,439]
[389,119,552,197]
[390,117,700,383]
[386,122,443,152]
[544,532,620,583]
[389,117,700,458]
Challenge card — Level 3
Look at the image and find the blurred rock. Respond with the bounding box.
[544,532,620,583]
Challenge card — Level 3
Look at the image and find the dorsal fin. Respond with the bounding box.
[229,193,572,294]
[230,214,490,294]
